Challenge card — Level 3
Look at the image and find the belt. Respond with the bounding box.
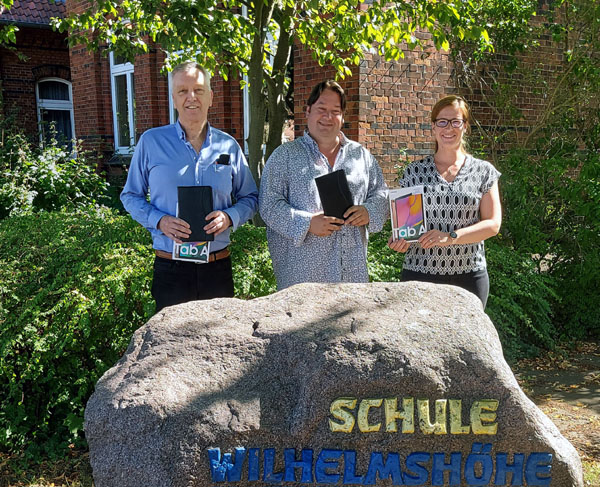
[155,247,230,262]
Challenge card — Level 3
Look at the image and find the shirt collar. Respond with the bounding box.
[175,120,212,148]
[303,130,349,147]
[302,130,348,166]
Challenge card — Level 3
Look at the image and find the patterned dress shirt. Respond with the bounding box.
[259,132,388,289]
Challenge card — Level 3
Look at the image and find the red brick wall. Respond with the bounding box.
[0,26,70,140]
[211,74,245,147]
[292,42,453,184]
[357,48,454,183]
[293,42,360,143]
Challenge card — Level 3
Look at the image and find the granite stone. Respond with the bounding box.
[85,282,583,486]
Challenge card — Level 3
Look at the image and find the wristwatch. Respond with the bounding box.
[449,231,458,242]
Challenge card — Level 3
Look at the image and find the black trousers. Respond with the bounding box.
[151,255,234,313]
[400,268,490,308]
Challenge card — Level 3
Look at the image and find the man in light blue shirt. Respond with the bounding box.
[121,62,258,311]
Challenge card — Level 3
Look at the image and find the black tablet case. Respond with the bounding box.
[177,186,214,242]
[315,170,354,219]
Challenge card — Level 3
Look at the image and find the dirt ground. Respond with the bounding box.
[513,341,600,470]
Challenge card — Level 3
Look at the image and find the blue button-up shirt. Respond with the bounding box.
[120,121,258,253]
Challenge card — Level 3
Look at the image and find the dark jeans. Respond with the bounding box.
[401,268,490,308]
[151,255,235,313]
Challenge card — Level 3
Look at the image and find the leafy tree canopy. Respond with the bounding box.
[56,0,496,77]
[54,0,537,189]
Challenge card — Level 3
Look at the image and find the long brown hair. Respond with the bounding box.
[431,95,471,153]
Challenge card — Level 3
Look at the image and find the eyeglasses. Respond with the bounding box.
[434,118,466,128]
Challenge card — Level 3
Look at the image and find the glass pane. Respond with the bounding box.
[40,109,73,150]
[114,74,131,147]
[38,81,70,101]
[113,53,128,65]
[130,72,136,142]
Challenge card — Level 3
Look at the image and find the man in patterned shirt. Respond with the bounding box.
[259,80,388,289]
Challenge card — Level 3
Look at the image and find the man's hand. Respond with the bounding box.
[309,212,344,236]
[158,215,191,243]
[344,205,369,227]
[204,210,232,237]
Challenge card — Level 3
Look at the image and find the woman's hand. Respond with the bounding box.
[388,236,411,253]
[418,230,452,249]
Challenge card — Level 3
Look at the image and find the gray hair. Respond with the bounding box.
[171,62,211,90]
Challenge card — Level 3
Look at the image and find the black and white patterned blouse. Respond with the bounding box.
[398,154,500,275]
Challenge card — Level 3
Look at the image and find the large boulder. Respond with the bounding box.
[85,282,583,487]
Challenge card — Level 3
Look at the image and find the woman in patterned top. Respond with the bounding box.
[388,95,502,307]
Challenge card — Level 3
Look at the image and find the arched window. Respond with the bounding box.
[35,78,75,150]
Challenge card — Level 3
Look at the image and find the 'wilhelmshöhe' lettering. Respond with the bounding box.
[207,444,552,486]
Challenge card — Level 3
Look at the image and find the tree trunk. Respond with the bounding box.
[246,0,275,225]
[265,5,294,164]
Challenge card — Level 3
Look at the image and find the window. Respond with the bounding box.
[35,78,75,150]
[167,70,178,124]
[110,52,136,153]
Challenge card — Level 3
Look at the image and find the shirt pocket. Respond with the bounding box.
[210,164,234,197]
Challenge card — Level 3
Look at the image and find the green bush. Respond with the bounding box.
[496,147,600,341]
[230,224,277,298]
[0,127,109,219]
[0,207,154,457]
[485,239,558,360]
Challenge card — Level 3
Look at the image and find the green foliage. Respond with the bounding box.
[230,224,277,299]
[0,127,109,219]
[367,221,405,283]
[0,208,154,457]
[485,239,558,360]
[497,146,600,341]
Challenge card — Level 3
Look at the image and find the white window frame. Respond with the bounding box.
[168,70,177,124]
[110,52,136,153]
[35,77,75,146]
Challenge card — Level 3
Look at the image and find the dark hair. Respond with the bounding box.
[307,80,346,112]
[431,95,471,152]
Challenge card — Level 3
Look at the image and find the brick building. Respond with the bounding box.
[0,0,71,146]
[1,0,565,183]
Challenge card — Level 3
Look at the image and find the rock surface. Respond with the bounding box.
[85,282,583,487]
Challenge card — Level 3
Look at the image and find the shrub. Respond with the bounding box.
[485,239,558,360]
[0,127,109,219]
[496,147,600,341]
[230,224,277,298]
[0,207,154,457]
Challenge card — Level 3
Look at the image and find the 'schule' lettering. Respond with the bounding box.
[207,444,553,485]
[329,397,499,435]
